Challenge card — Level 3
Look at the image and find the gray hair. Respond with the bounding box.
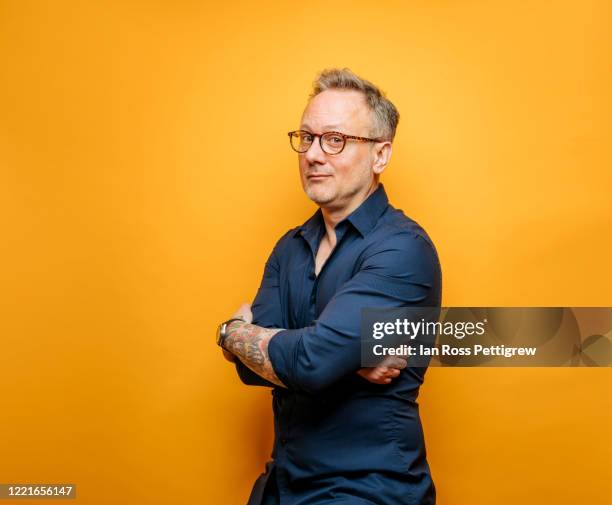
[309,68,400,142]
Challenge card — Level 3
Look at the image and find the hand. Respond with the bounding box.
[232,302,253,324]
[356,355,408,384]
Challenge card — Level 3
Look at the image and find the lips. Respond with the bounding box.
[306,173,332,180]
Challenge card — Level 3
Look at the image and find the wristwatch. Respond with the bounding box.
[216,317,245,349]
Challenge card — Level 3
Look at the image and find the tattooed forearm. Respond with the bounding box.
[223,321,286,387]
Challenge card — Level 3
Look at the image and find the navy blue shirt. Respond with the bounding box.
[236,184,442,505]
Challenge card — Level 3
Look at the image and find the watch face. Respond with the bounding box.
[217,318,242,348]
[216,323,224,346]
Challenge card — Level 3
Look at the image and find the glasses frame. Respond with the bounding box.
[288,130,383,155]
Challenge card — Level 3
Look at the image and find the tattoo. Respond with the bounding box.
[224,321,285,387]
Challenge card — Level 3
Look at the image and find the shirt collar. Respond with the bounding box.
[294,183,389,239]
[345,183,389,237]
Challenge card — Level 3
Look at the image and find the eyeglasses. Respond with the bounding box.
[288,130,382,155]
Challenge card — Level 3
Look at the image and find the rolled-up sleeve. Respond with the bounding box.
[234,232,289,387]
[267,232,440,394]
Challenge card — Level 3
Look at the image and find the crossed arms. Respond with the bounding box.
[221,305,406,388]
[220,231,438,393]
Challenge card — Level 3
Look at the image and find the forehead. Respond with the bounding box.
[300,89,371,132]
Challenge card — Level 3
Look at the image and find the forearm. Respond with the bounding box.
[224,321,286,387]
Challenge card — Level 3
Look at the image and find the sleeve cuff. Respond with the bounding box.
[268,329,303,390]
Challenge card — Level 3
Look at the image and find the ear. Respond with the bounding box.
[372,141,393,175]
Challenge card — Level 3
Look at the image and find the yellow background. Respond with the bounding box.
[1,1,611,503]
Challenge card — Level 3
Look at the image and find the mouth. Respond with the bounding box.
[306,173,332,181]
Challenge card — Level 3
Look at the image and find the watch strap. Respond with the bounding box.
[217,317,245,349]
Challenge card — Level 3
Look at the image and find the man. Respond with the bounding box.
[216,68,442,505]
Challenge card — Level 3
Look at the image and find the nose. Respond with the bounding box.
[304,136,326,165]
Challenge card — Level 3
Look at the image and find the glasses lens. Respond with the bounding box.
[290,131,312,153]
[321,132,345,154]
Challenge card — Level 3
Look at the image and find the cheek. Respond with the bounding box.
[334,158,364,185]
[352,154,373,182]
[298,156,308,175]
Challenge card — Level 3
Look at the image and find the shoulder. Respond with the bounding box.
[369,207,439,257]
[358,206,441,285]
[356,207,442,304]
[269,226,300,257]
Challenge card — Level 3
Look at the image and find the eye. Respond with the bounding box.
[328,135,343,144]
[301,133,314,142]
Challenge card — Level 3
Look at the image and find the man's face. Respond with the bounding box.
[298,89,379,210]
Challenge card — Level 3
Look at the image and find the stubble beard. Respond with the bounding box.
[305,183,336,206]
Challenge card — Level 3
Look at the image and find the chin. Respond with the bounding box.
[305,185,337,205]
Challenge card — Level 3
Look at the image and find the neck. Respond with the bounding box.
[320,180,379,245]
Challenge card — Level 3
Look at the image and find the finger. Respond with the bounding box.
[371,371,389,383]
[357,368,379,380]
[392,357,408,370]
[357,369,387,384]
